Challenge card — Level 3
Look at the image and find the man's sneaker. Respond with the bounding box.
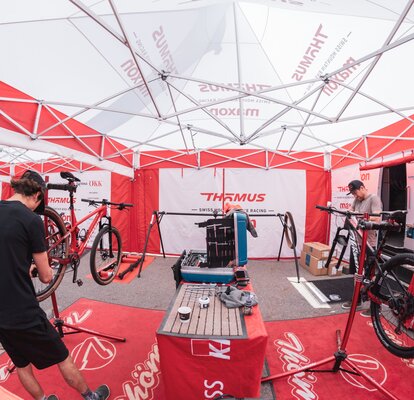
[94,385,110,400]
[360,308,371,318]
[341,300,363,310]
[46,396,59,400]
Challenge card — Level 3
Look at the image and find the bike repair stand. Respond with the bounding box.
[276,213,300,283]
[263,221,401,400]
[50,291,126,342]
[118,210,166,280]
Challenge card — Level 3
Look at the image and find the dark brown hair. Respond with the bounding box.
[11,177,44,201]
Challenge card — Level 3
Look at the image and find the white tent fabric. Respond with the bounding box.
[1,0,414,175]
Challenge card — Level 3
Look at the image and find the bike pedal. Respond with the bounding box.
[76,279,83,286]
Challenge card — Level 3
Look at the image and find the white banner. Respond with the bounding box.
[159,168,306,258]
[46,171,111,246]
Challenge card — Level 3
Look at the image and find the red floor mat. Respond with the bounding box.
[2,302,412,400]
[264,312,414,400]
[113,256,155,283]
[0,299,166,400]
[86,256,155,284]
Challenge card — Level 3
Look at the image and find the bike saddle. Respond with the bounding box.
[383,210,406,222]
[60,171,80,182]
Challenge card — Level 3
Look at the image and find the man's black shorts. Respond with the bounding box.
[0,316,69,369]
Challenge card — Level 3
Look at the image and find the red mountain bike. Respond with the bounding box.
[317,205,414,359]
[33,171,133,301]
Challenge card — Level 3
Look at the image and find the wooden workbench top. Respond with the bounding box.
[158,283,247,339]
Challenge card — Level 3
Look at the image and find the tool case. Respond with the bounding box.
[177,212,248,284]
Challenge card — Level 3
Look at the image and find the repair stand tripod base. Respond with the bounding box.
[262,274,401,398]
[262,346,399,400]
[51,292,126,342]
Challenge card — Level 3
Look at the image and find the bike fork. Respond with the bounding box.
[100,217,115,258]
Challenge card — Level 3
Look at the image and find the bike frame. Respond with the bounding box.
[345,214,382,281]
[62,203,110,264]
[45,189,113,277]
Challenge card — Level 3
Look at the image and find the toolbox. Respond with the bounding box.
[178,212,248,284]
[180,250,234,283]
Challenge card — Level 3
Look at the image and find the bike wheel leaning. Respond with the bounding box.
[90,226,122,285]
[370,253,414,359]
[283,211,297,249]
[34,206,68,302]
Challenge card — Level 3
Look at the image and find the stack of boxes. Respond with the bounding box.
[300,242,343,276]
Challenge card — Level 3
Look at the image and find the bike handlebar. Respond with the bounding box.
[81,198,133,210]
[315,205,366,217]
[316,204,406,231]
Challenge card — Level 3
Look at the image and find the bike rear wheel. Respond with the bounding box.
[90,226,122,285]
[34,206,68,302]
[371,253,414,359]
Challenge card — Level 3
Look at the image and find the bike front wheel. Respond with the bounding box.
[90,226,122,285]
[34,206,68,302]
[370,253,414,359]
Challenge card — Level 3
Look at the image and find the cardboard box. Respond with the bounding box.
[300,250,328,276]
[302,242,331,259]
[327,257,343,276]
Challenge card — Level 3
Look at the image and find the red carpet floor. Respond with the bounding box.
[85,256,155,284]
[1,300,413,399]
[265,312,414,400]
[113,256,155,284]
[0,299,167,399]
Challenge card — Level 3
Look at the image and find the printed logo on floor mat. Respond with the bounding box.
[0,359,13,383]
[71,337,116,370]
[115,343,161,400]
[339,354,387,391]
[366,320,414,369]
[61,309,93,334]
[274,332,318,400]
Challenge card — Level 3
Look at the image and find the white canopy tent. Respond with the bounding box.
[1,0,414,176]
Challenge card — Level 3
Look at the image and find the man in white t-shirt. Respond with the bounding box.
[341,179,382,316]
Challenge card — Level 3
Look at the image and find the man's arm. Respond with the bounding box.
[32,252,52,283]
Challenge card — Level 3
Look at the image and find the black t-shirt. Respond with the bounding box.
[0,200,48,329]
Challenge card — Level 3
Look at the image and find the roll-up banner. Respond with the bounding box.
[159,168,306,258]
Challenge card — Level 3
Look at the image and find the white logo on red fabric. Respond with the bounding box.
[0,359,13,383]
[204,379,226,399]
[340,354,387,391]
[191,339,231,360]
[274,332,318,400]
[65,309,93,325]
[71,337,116,371]
[115,343,161,400]
[61,309,93,334]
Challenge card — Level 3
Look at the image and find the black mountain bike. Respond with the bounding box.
[317,205,414,359]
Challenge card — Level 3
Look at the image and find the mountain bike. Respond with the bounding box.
[316,205,414,359]
[33,171,133,301]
